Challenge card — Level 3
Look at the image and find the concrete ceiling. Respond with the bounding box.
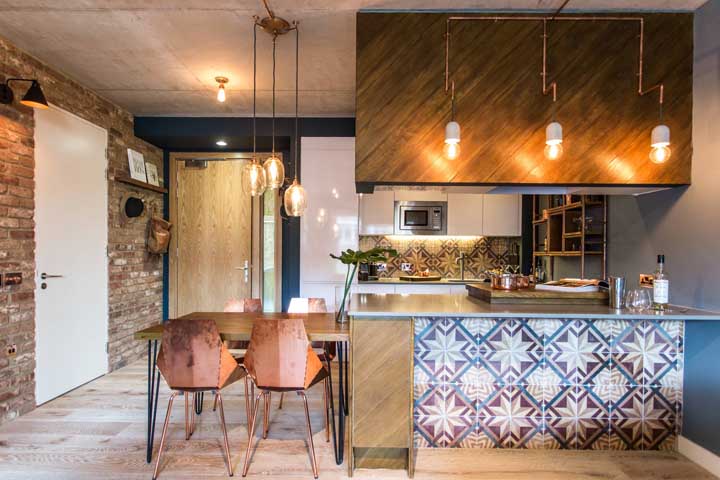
[0,1,707,117]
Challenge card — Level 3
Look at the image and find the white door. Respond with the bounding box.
[34,106,109,405]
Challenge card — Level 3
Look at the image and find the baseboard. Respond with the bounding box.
[679,435,720,478]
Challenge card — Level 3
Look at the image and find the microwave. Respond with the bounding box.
[394,201,447,235]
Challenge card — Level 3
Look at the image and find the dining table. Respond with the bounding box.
[134,312,350,466]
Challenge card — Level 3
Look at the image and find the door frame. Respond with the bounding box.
[168,152,280,317]
[34,104,109,404]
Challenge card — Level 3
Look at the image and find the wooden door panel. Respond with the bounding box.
[176,160,252,316]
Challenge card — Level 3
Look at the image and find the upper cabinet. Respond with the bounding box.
[359,190,394,235]
[482,194,521,237]
[447,193,483,236]
[355,13,692,189]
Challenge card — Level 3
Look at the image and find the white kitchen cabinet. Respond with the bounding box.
[482,194,522,236]
[359,190,394,235]
[447,193,484,235]
[300,137,358,298]
[393,190,447,202]
[354,284,395,294]
[449,285,469,294]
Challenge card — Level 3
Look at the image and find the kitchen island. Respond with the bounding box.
[347,293,720,476]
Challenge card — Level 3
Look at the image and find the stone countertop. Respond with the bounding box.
[359,278,484,285]
[348,293,720,320]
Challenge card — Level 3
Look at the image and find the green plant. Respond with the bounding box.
[330,247,397,321]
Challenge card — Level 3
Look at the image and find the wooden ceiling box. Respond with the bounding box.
[355,13,693,190]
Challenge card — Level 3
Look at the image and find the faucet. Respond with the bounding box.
[455,253,467,281]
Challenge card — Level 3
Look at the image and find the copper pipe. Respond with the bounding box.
[551,0,571,20]
[444,15,664,106]
[153,392,178,480]
[216,392,234,477]
[541,19,557,103]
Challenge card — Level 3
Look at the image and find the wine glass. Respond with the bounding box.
[625,289,652,311]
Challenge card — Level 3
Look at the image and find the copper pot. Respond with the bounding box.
[491,273,518,290]
[517,275,530,289]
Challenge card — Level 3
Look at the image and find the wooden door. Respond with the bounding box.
[173,158,253,317]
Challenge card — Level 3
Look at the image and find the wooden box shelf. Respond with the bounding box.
[114,173,168,194]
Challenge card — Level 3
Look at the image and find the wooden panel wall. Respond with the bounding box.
[356,13,693,187]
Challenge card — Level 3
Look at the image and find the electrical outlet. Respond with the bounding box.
[401,263,413,272]
[7,344,16,357]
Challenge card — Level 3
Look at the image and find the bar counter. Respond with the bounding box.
[347,293,720,476]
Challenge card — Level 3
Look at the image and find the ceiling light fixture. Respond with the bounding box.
[283,22,307,217]
[0,78,48,109]
[216,139,227,147]
[263,34,285,189]
[443,81,460,161]
[215,76,228,102]
[243,25,266,197]
[541,20,563,161]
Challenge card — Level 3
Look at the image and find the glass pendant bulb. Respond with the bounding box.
[649,124,671,164]
[244,161,266,197]
[444,120,461,160]
[544,121,563,160]
[263,155,285,189]
[443,141,460,161]
[284,179,307,217]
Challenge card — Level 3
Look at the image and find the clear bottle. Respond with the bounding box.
[652,254,669,311]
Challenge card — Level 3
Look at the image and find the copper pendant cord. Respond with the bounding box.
[444,15,665,109]
[252,20,258,163]
[293,22,300,183]
[271,34,276,156]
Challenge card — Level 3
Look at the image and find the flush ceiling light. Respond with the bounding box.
[442,81,460,161]
[263,32,285,189]
[283,23,307,217]
[216,139,227,147]
[0,78,48,109]
[215,76,228,102]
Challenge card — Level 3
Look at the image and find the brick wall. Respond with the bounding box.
[0,35,164,424]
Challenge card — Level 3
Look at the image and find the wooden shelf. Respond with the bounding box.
[115,173,168,194]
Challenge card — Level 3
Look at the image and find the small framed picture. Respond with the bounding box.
[145,163,160,186]
[127,148,147,182]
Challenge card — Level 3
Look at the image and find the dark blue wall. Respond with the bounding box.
[136,116,355,314]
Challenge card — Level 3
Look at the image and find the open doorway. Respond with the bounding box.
[168,152,281,316]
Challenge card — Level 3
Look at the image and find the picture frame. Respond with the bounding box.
[127,148,147,182]
[145,163,160,187]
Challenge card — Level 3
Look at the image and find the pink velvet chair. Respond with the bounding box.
[153,319,250,479]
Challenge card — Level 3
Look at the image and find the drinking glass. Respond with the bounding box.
[625,289,651,311]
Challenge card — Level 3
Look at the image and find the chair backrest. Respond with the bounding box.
[157,319,239,390]
[224,298,263,313]
[244,318,323,390]
[288,297,327,313]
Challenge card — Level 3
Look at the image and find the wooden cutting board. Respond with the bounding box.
[398,275,443,282]
[466,282,608,305]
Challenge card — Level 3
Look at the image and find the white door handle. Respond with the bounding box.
[235,261,251,283]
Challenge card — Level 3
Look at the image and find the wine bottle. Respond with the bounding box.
[653,254,669,311]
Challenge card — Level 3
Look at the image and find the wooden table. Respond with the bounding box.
[135,312,350,466]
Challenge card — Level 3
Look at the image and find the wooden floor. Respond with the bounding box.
[0,360,715,480]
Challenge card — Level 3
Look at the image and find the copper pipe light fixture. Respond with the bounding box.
[541,20,563,161]
[284,23,307,217]
[215,76,228,103]
[243,23,267,197]
[0,78,49,109]
[443,81,460,160]
[263,34,285,189]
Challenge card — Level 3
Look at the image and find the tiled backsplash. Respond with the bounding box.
[359,235,521,278]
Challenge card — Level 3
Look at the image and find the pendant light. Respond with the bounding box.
[649,124,670,164]
[542,20,563,161]
[244,23,266,197]
[263,35,285,189]
[0,78,49,109]
[442,81,460,160]
[215,76,228,102]
[284,24,307,217]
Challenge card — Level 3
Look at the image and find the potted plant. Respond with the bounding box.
[330,247,397,323]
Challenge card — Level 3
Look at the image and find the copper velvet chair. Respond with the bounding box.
[242,318,330,478]
[153,319,250,479]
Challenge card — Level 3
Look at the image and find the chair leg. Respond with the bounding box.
[299,392,319,479]
[215,391,234,477]
[213,392,219,412]
[242,392,264,477]
[184,392,191,441]
[323,378,330,443]
[278,392,284,409]
[262,392,270,439]
[243,376,251,440]
[152,392,178,480]
[190,393,196,436]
